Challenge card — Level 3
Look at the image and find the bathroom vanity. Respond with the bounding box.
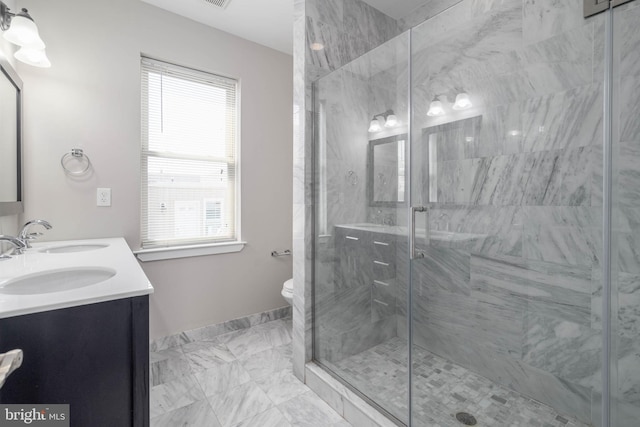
[0,238,153,427]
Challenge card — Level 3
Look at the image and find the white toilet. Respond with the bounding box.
[281,278,293,305]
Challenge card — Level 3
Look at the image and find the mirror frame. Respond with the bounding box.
[367,133,407,207]
[0,56,23,216]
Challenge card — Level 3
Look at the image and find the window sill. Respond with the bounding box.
[134,241,246,262]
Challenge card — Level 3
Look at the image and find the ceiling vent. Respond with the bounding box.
[203,0,231,9]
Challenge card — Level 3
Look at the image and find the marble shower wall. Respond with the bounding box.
[313,35,409,363]
[407,0,608,424]
[293,0,400,380]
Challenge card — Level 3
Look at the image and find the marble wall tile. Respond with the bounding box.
[413,285,523,357]
[523,222,600,267]
[522,0,584,46]
[470,254,592,325]
[306,16,345,71]
[469,154,529,205]
[521,83,603,153]
[519,24,594,97]
[413,247,470,296]
[592,270,640,340]
[522,311,601,389]
[399,0,464,31]
[619,3,640,79]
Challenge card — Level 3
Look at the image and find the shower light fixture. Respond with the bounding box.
[310,42,325,51]
[368,109,399,132]
[368,117,383,132]
[0,1,50,67]
[452,92,472,110]
[427,99,445,117]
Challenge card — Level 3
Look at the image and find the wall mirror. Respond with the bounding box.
[0,57,22,216]
[417,115,482,205]
[368,134,406,206]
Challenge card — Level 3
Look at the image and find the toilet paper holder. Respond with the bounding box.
[271,249,291,257]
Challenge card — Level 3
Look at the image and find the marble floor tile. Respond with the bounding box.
[183,341,236,373]
[150,347,184,364]
[240,347,292,380]
[194,360,251,396]
[278,390,345,426]
[230,407,292,427]
[150,352,193,386]
[258,318,294,347]
[256,368,310,405]
[150,399,221,427]
[150,374,206,418]
[331,337,592,427]
[150,318,351,427]
[218,327,273,358]
[208,381,274,426]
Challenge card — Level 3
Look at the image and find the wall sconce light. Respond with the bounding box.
[452,92,472,110]
[0,1,50,67]
[368,109,399,132]
[427,97,445,117]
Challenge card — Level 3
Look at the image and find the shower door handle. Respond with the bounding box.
[410,206,427,260]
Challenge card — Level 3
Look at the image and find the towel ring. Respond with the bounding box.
[61,148,92,175]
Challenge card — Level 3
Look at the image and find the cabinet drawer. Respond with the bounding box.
[372,259,395,280]
[370,234,397,260]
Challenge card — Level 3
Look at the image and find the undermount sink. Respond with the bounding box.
[39,244,109,254]
[0,267,116,295]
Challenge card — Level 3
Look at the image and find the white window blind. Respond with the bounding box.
[141,57,238,249]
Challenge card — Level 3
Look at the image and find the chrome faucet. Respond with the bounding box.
[0,235,27,257]
[18,219,52,248]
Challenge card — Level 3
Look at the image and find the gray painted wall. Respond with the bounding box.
[4,0,293,340]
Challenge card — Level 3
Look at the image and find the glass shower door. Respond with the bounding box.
[312,32,411,424]
[409,0,605,425]
[610,1,640,426]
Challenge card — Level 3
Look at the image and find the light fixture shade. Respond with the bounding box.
[14,46,51,68]
[384,114,398,128]
[427,100,445,117]
[3,14,45,49]
[452,92,472,110]
[368,118,383,133]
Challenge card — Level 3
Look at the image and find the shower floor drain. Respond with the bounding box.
[455,412,478,425]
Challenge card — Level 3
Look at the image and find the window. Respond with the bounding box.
[140,57,239,252]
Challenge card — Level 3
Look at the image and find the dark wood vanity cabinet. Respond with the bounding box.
[0,296,149,427]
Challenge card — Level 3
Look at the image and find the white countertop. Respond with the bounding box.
[0,237,154,319]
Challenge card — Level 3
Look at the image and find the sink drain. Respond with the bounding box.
[455,412,477,426]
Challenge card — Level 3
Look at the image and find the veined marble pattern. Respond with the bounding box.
[328,337,591,427]
[150,318,351,427]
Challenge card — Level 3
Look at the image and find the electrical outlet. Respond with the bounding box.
[97,188,111,207]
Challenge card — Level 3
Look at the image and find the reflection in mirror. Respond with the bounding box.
[416,116,482,204]
[368,134,406,206]
[0,57,22,216]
